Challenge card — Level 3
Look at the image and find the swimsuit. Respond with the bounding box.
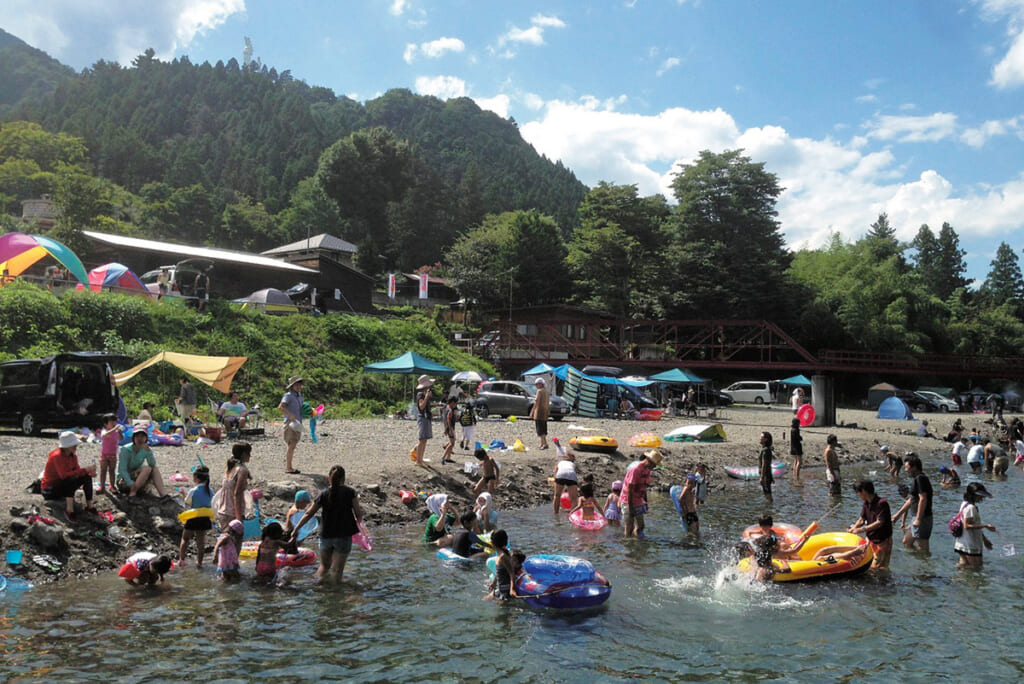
[216,535,240,574]
[604,498,621,521]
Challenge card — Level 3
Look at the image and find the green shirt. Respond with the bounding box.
[118,443,156,487]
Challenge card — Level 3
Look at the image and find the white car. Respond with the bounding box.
[915,390,958,413]
[721,380,772,405]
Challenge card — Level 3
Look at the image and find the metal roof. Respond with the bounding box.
[83,231,318,273]
[261,233,358,256]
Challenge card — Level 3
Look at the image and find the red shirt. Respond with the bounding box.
[621,460,652,506]
[41,447,88,490]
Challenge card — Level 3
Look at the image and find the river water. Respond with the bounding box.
[2,456,1022,683]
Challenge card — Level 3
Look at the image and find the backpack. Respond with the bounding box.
[948,503,966,537]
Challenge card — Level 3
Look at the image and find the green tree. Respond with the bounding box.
[277,177,347,244]
[220,196,281,252]
[0,121,86,171]
[935,222,969,299]
[667,149,793,321]
[978,241,1024,311]
[865,212,903,264]
[51,163,109,253]
[508,210,569,307]
[447,214,516,311]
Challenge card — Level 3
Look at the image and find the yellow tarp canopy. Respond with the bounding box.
[113,351,248,393]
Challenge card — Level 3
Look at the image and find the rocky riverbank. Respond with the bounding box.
[0,406,981,585]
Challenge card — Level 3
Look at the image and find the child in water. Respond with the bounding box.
[604,480,623,525]
[255,521,287,580]
[474,492,498,532]
[789,418,803,479]
[98,414,124,494]
[282,489,312,554]
[213,519,244,582]
[569,481,600,521]
[119,551,172,585]
[178,466,213,566]
[484,530,518,602]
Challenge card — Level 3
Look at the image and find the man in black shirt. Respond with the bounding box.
[892,454,933,554]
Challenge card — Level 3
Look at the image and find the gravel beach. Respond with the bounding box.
[0,406,985,584]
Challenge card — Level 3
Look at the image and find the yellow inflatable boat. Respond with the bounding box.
[738,531,874,582]
[569,435,619,454]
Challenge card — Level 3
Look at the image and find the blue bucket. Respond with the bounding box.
[6,549,23,565]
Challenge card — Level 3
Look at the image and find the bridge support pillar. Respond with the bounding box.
[811,375,835,427]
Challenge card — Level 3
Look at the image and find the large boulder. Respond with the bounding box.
[29,520,65,549]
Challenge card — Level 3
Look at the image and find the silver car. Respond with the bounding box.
[475,381,570,420]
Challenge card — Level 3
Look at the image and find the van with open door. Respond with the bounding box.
[0,352,127,435]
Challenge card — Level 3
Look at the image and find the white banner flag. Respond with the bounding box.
[387,274,396,300]
[418,273,429,299]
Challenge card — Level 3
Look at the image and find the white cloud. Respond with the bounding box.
[2,0,244,68]
[404,36,465,63]
[414,75,467,99]
[864,113,958,143]
[389,0,409,16]
[516,95,1024,255]
[474,94,511,118]
[657,57,681,76]
[494,13,566,56]
[978,0,1024,88]
[531,14,566,29]
[960,118,1016,146]
[855,94,878,104]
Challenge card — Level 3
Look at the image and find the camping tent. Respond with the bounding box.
[867,382,898,409]
[877,396,914,420]
[649,368,707,384]
[663,423,727,442]
[113,351,248,393]
[363,351,454,376]
[75,262,151,297]
[232,288,299,314]
[0,232,90,287]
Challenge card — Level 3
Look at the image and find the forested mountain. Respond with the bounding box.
[4,49,585,232]
[0,29,75,113]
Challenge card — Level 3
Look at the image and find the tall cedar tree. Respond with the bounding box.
[979,241,1024,310]
[668,149,792,321]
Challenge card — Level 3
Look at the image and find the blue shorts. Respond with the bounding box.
[912,515,933,540]
[320,536,353,554]
[632,504,649,516]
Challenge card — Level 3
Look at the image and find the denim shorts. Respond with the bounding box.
[320,536,353,554]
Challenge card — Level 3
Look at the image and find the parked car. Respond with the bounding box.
[893,389,941,413]
[721,380,773,404]
[0,352,127,435]
[914,390,958,413]
[475,380,570,420]
[140,258,214,304]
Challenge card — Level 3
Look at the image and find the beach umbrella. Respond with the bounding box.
[452,370,484,383]
[75,262,151,296]
[0,232,90,286]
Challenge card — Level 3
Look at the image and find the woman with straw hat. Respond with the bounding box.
[412,375,435,467]
[279,376,304,474]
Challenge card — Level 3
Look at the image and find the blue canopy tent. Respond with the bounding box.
[648,368,707,384]
[363,351,454,375]
[361,351,455,405]
[521,362,557,377]
[778,374,812,386]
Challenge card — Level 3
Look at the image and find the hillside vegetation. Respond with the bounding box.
[0,280,491,419]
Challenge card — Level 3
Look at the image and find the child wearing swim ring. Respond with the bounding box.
[256,521,287,580]
[282,489,312,554]
[178,466,213,567]
[213,519,244,582]
[119,551,172,585]
[569,481,600,521]
[484,530,518,602]
[604,480,623,524]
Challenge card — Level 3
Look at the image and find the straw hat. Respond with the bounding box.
[644,449,664,466]
[58,431,79,449]
[286,376,304,390]
[416,375,435,391]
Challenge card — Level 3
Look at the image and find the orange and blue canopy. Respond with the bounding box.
[0,232,89,286]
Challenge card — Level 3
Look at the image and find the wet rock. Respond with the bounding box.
[10,517,28,533]
[29,520,65,549]
[263,481,301,500]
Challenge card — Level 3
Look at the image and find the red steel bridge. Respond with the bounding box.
[478,319,1024,380]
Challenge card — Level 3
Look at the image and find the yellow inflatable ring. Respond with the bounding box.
[177,507,216,524]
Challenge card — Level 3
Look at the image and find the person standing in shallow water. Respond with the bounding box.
[892,454,933,554]
[758,432,774,503]
[824,434,841,496]
[849,479,893,570]
[789,418,803,479]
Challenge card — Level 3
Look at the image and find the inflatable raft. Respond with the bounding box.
[737,532,874,582]
[724,461,787,480]
[628,432,662,448]
[516,554,611,609]
[741,522,805,547]
[239,541,318,567]
[635,408,663,421]
[569,435,618,454]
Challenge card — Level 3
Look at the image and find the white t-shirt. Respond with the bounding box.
[967,444,984,464]
[554,460,578,482]
[219,401,247,417]
[1014,439,1024,458]
[952,442,968,461]
[954,502,984,555]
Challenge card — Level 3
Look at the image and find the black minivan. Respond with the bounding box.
[0,352,127,435]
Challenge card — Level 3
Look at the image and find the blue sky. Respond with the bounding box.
[5,0,1024,283]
